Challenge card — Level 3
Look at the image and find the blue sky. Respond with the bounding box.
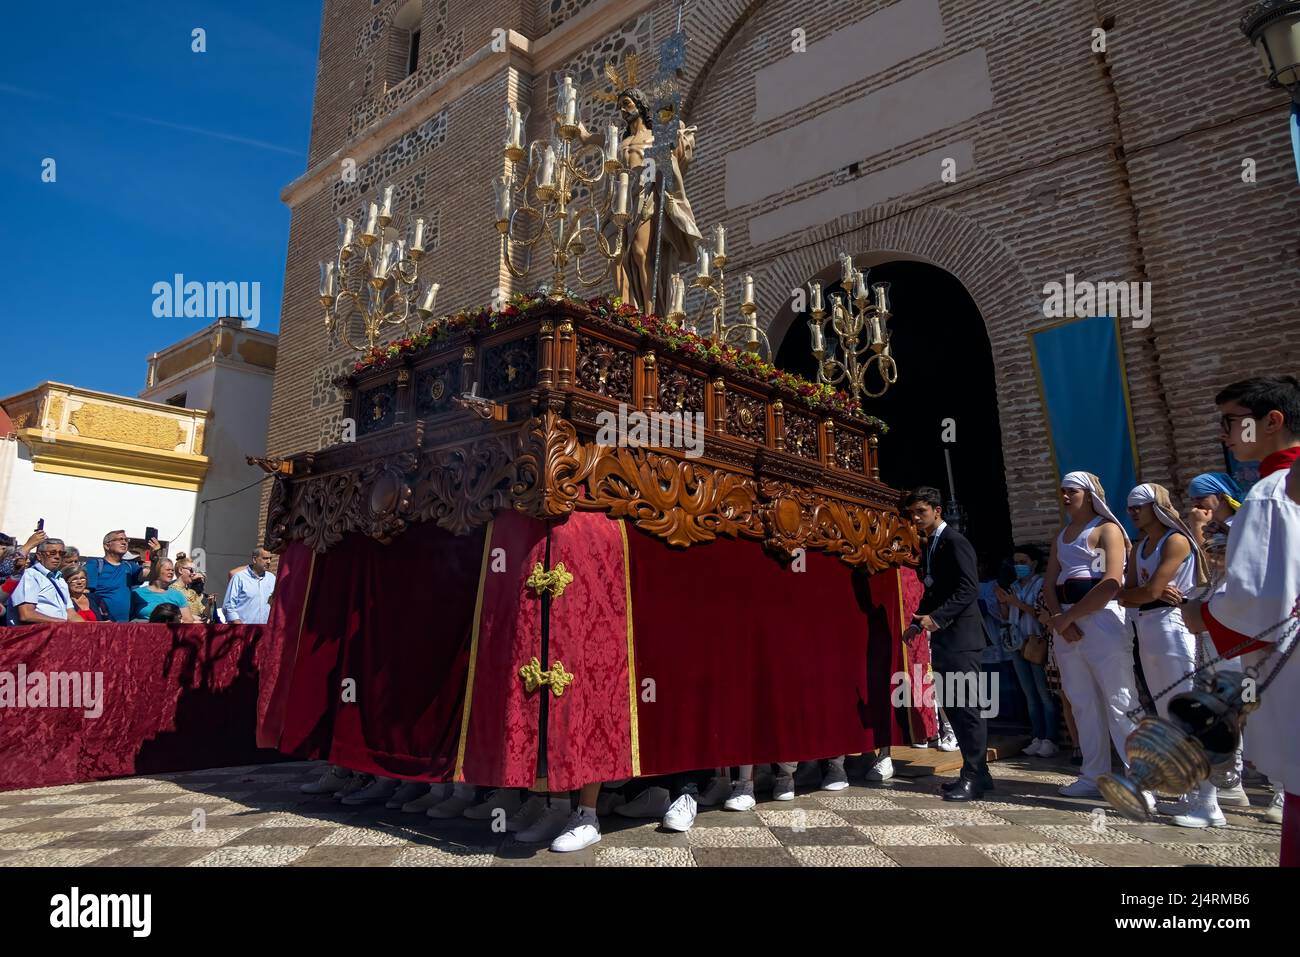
[1,1,322,399]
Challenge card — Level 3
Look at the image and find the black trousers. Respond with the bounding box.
[932,646,989,780]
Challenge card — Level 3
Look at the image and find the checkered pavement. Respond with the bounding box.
[0,758,1281,867]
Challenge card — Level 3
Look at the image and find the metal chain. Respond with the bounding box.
[1123,596,1300,722]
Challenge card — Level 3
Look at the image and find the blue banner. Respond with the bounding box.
[1030,315,1140,536]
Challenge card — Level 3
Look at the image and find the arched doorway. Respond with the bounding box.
[774,259,1014,569]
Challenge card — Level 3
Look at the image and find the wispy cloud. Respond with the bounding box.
[1,83,303,157]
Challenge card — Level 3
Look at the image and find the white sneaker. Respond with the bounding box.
[1035,739,1059,758]
[402,783,451,812]
[301,765,352,795]
[662,793,698,832]
[1265,789,1284,824]
[505,794,548,833]
[1214,783,1250,807]
[516,804,572,844]
[912,740,930,749]
[386,780,429,808]
[865,756,894,782]
[1058,778,1102,798]
[937,732,960,752]
[1023,738,1043,757]
[723,782,756,811]
[1172,807,1228,828]
[772,775,795,801]
[550,811,601,852]
[427,793,475,819]
[341,775,399,805]
[697,776,732,808]
[1156,795,1189,817]
[463,788,522,820]
[333,772,369,800]
[614,786,671,818]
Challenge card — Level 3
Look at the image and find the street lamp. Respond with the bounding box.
[1242,1,1300,97]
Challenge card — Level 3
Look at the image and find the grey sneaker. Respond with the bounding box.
[1265,789,1284,825]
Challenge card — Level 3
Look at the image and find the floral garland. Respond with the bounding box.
[349,292,884,427]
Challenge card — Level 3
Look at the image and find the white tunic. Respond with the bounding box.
[1205,465,1300,794]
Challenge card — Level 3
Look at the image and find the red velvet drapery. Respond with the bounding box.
[259,513,917,790]
[0,622,273,792]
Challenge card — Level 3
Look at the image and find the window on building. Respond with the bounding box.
[165,393,187,408]
[407,29,421,78]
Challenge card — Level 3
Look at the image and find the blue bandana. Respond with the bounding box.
[1187,472,1243,508]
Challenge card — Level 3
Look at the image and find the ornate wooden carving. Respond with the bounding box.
[575,333,633,402]
[266,302,915,569]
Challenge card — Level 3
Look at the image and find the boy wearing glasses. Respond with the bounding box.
[12,538,80,624]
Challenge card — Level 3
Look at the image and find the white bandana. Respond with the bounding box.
[1061,471,1131,548]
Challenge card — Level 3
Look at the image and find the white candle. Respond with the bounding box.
[614,172,629,216]
[605,124,619,164]
[840,254,853,285]
[380,185,395,220]
[420,282,440,314]
[560,76,574,120]
[670,274,686,315]
[377,241,394,278]
[494,173,513,222]
[319,261,336,298]
[809,281,822,312]
[808,320,825,354]
[340,217,356,248]
[714,224,726,258]
[363,202,379,238]
[505,106,519,147]
[874,282,890,313]
[742,273,755,306]
[564,88,577,126]
[696,245,710,279]
[853,270,868,301]
[411,217,425,253]
[539,146,556,188]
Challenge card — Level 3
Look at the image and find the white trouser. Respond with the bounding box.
[1055,602,1139,786]
[1132,606,1198,720]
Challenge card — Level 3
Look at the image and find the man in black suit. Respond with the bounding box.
[902,486,991,802]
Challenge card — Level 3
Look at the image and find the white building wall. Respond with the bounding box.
[0,440,197,558]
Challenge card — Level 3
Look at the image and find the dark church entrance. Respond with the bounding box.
[774,259,1014,571]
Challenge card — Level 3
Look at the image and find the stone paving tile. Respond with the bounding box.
[944,825,1053,845]
[43,829,159,849]
[686,826,781,848]
[5,817,115,834]
[1159,842,1280,866]
[787,845,899,867]
[769,826,874,847]
[599,823,689,847]
[594,846,696,867]
[0,805,71,818]
[316,825,411,847]
[0,831,62,851]
[17,794,116,806]
[1115,824,1266,845]
[138,828,255,847]
[0,848,118,867]
[814,795,904,811]
[224,827,332,848]
[855,825,963,846]
[89,847,213,867]
[685,810,759,828]
[1023,824,1146,845]
[832,809,927,826]
[691,847,797,867]
[50,803,158,819]
[989,808,1097,825]
[1075,843,1205,867]
[290,846,405,867]
[915,808,1008,826]
[881,845,997,867]
[976,843,1106,867]
[754,808,847,828]
[190,845,313,867]
[391,845,497,866]
[493,843,594,866]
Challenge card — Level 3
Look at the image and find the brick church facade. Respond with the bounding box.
[266,0,1300,552]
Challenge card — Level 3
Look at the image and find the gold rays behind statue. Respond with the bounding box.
[595,53,640,101]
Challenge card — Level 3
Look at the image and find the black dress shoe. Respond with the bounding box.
[942,774,994,793]
[943,778,985,802]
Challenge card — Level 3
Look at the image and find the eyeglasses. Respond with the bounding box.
[44,550,65,556]
[1219,413,1249,433]
[106,537,128,543]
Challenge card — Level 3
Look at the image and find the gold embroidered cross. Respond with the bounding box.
[518,657,575,697]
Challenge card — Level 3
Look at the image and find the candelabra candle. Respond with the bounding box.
[809,280,823,313]
[742,273,755,307]
[362,202,380,243]
[564,89,577,127]
[493,173,513,226]
[339,217,356,256]
[669,274,686,318]
[410,218,426,257]
[375,241,395,282]
[614,171,630,218]
[318,261,336,302]
[418,282,440,315]
[808,319,825,355]
[840,253,853,286]
[538,145,556,191]
[869,314,884,348]
[696,245,711,280]
[714,224,726,259]
[505,106,519,147]
[605,124,619,168]
[379,186,395,224]
[873,282,891,314]
[854,270,871,303]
